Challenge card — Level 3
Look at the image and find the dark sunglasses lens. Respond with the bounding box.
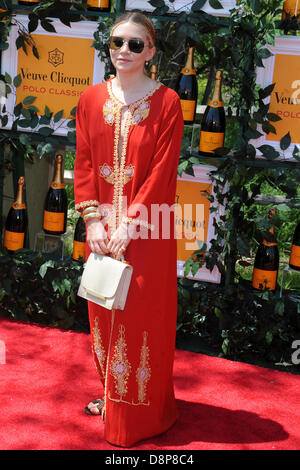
[128,39,144,53]
[109,37,124,50]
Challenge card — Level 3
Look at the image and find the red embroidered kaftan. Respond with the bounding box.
[74,78,184,447]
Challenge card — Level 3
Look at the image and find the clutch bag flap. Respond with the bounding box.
[78,253,133,309]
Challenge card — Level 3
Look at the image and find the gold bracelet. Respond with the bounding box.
[82,206,99,216]
[83,213,102,222]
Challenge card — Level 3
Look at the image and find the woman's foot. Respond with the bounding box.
[85,398,104,416]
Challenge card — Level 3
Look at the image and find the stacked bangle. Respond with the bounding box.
[82,206,102,223]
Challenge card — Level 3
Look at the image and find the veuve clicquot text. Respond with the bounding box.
[199,70,226,155]
[289,221,300,270]
[72,214,86,261]
[43,155,68,235]
[87,0,111,12]
[4,176,28,253]
[252,212,279,292]
[175,46,198,125]
[282,0,300,19]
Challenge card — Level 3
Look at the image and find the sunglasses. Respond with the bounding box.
[108,36,147,54]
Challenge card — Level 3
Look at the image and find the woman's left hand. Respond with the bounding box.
[107,222,131,259]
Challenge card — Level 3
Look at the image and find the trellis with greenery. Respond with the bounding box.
[0,0,299,369]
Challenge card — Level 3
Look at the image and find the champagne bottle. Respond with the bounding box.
[199,70,226,155]
[175,46,198,125]
[87,0,111,12]
[4,176,27,253]
[282,0,300,20]
[252,211,279,292]
[289,221,300,271]
[150,65,158,81]
[18,0,39,5]
[72,214,86,261]
[43,155,68,236]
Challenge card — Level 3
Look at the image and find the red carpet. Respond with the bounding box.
[0,317,299,450]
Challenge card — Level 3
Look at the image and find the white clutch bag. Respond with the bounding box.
[77,252,133,310]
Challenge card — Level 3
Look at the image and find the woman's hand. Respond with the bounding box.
[86,218,109,255]
[107,222,131,259]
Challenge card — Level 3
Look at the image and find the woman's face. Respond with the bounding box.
[109,21,155,76]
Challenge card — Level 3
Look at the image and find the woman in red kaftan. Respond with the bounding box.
[74,12,184,447]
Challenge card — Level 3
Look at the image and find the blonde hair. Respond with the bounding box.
[111,12,155,48]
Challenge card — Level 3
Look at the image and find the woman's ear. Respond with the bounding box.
[146,46,156,63]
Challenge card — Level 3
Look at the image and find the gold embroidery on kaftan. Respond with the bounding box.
[103,81,161,232]
[75,200,100,212]
[110,324,132,400]
[107,327,151,408]
[92,317,106,379]
[99,163,135,185]
[136,332,151,404]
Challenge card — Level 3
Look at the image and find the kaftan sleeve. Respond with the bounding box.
[74,95,100,212]
[122,93,184,234]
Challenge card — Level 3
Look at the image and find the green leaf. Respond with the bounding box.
[274,300,284,316]
[209,0,223,9]
[257,48,273,60]
[280,132,291,151]
[44,105,51,118]
[13,74,22,88]
[262,121,276,135]
[259,83,275,100]
[39,127,54,137]
[21,108,31,120]
[23,96,37,106]
[33,46,39,60]
[258,145,280,160]
[39,115,51,125]
[149,0,165,7]
[265,331,273,344]
[4,72,11,84]
[293,145,300,161]
[191,0,207,11]
[39,260,55,278]
[67,119,76,129]
[70,106,77,117]
[41,19,56,33]
[222,338,229,355]
[54,110,64,123]
[266,112,282,122]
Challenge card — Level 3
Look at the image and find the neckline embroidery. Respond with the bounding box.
[103,80,161,232]
[107,78,162,109]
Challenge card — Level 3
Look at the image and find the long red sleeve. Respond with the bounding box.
[74,94,100,212]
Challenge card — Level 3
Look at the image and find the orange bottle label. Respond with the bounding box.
[4,231,25,251]
[207,100,223,108]
[50,182,65,190]
[282,0,300,19]
[199,131,224,153]
[72,241,86,260]
[252,268,277,291]
[180,67,196,75]
[290,244,300,268]
[88,0,109,7]
[44,210,65,232]
[262,241,277,247]
[12,202,26,210]
[180,99,196,121]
